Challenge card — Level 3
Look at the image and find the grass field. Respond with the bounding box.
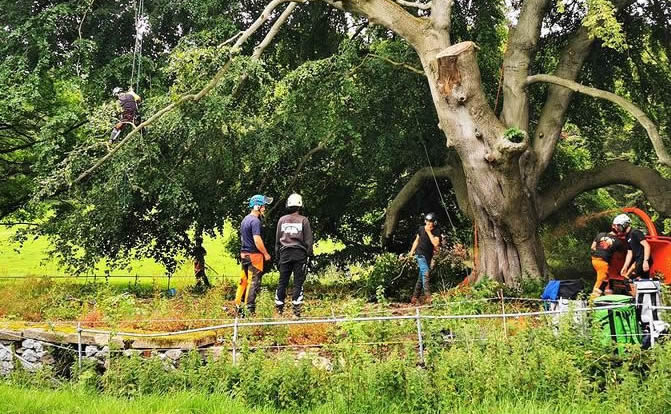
[0,225,341,288]
[0,384,623,414]
[0,225,240,278]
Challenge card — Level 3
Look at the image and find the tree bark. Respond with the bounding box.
[416,40,545,284]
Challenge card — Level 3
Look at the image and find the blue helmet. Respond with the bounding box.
[248,194,273,208]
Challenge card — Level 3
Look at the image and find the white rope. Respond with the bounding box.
[78,304,633,338]
[421,141,457,233]
[129,0,145,92]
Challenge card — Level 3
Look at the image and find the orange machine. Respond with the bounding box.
[606,207,671,286]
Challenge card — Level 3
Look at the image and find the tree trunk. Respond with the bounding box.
[418,40,545,285]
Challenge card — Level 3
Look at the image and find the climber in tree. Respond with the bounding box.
[109,87,142,144]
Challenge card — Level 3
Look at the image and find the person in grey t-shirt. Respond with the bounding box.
[274,193,314,317]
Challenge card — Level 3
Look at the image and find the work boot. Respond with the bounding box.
[275,304,284,315]
[423,294,432,305]
[410,296,418,306]
[590,288,602,301]
[110,128,121,143]
[292,304,302,318]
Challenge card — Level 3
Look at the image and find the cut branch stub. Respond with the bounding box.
[436,41,479,99]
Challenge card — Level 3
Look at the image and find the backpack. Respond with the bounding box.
[594,295,641,353]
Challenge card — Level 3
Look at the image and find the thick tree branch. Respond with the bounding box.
[500,0,552,130]
[431,0,453,44]
[539,160,671,220]
[526,74,671,167]
[325,0,429,49]
[233,2,300,97]
[381,165,453,243]
[253,2,299,59]
[530,0,636,183]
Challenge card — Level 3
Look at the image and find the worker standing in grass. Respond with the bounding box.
[589,227,624,299]
[616,214,654,280]
[407,213,441,305]
[193,236,211,290]
[235,194,273,315]
[274,193,314,317]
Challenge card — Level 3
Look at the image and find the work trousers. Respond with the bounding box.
[591,257,609,298]
[275,259,307,315]
[235,253,264,313]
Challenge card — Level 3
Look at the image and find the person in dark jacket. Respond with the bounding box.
[193,236,211,289]
[274,193,314,317]
[110,87,142,143]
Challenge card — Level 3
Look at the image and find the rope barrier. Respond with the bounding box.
[74,304,633,338]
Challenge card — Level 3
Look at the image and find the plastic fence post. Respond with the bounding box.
[232,315,238,365]
[415,307,424,365]
[77,322,82,370]
[499,290,508,338]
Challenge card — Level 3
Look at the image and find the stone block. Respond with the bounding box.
[0,347,11,361]
[130,333,216,349]
[0,360,13,376]
[85,345,99,358]
[22,349,39,363]
[40,353,55,365]
[0,329,22,342]
[97,346,109,358]
[23,329,69,344]
[165,349,182,361]
[21,339,36,349]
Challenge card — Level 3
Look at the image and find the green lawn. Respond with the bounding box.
[0,384,619,414]
[0,225,239,278]
[0,225,342,288]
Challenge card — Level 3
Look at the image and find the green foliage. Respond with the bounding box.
[364,248,469,301]
[503,127,526,143]
[6,321,671,413]
[584,0,627,50]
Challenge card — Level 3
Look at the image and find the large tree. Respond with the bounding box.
[4,0,671,283]
[335,0,671,284]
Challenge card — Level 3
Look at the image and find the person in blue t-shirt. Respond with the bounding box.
[235,194,273,315]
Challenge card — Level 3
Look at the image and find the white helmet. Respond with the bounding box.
[612,214,631,233]
[286,193,303,208]
[112,87,122,96]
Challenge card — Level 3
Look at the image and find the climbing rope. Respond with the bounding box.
[129,0,145,93]
[420,141,457,234]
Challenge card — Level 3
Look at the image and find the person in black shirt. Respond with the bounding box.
[406,213,441,305]
[193,236,211,289]
[614,214,653,279]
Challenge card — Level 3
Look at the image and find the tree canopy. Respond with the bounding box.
[1,0,669,281]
